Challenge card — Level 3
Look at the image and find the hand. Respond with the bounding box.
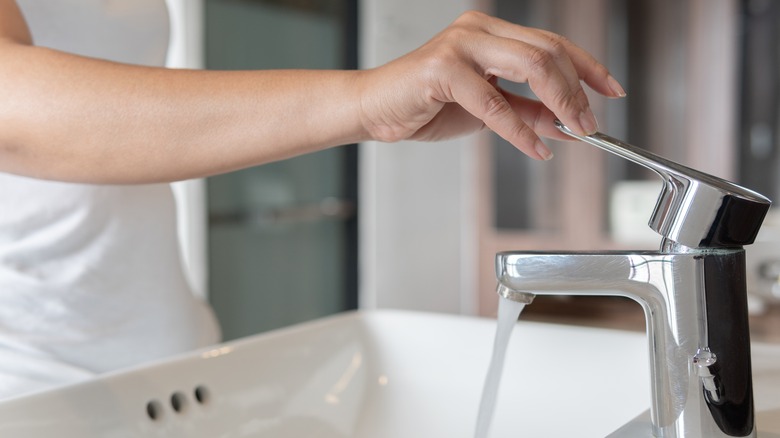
[357,11,626,160]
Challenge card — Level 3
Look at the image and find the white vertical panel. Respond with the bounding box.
[166,0,209,300]
[359,0,480,314]
[165,0,204,69]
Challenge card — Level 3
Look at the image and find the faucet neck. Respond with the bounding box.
[496,250,756,437]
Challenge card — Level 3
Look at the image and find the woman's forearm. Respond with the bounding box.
[0,44,368,183]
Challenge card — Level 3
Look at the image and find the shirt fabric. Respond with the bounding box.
[0,0,220,400]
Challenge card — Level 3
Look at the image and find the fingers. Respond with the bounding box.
[450,11,625,138]
[481,19,589,109]
[554,34,626,98]
[463,32,598,138]
[470,12,626,99]
[448,68,553,160]
[502,90,573,141]
[480,15,626,99]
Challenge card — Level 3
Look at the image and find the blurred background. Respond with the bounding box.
[166,0,780,342]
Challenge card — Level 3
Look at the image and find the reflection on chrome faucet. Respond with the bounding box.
[693,347,721,404]
[498,249,752,437]
[496,123,771,438]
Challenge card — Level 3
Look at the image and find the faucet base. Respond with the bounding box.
[607,411,654,437]
[608,410,764,438]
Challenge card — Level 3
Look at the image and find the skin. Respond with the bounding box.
[0,2,625,184]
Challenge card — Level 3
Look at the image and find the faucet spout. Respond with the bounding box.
[496,250,755,438]
[494,123,768,436]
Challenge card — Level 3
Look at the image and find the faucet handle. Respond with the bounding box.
[554,120,772,249]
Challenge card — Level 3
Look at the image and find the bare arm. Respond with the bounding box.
[0,1,367,183]
[0,3,624,184]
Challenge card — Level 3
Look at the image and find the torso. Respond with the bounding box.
[0,0,219,399]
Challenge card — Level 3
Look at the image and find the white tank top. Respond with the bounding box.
[0,0,220,399]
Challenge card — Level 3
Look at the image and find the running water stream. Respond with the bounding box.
[474,297,527,438]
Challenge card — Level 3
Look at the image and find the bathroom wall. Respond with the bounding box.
[358,0,482,315]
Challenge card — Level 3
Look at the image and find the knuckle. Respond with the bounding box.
[530,81,575,116]
[482,92,512,119]
[541,29,571,47]
[573,86,589,107]
[507,121,536,145]
[552,32,571,46]
[546,39,567,60]
[530,104,547,132]
[455,10,486,25]
[422,45,461,78]
[526,48,553,74]
[552,87,580,114]
[439,25,471,46]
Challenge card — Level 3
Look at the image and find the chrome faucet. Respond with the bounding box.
[496,121,772,438]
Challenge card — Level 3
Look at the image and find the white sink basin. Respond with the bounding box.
[0,310,778,437]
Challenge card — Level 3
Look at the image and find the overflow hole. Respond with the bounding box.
[170,391,188,414]
[194,385,210,405]
[146,400,164,421]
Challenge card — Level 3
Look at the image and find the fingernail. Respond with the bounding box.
[607,75,626,97]
[579,108,599,135]
[535,140,554,161]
